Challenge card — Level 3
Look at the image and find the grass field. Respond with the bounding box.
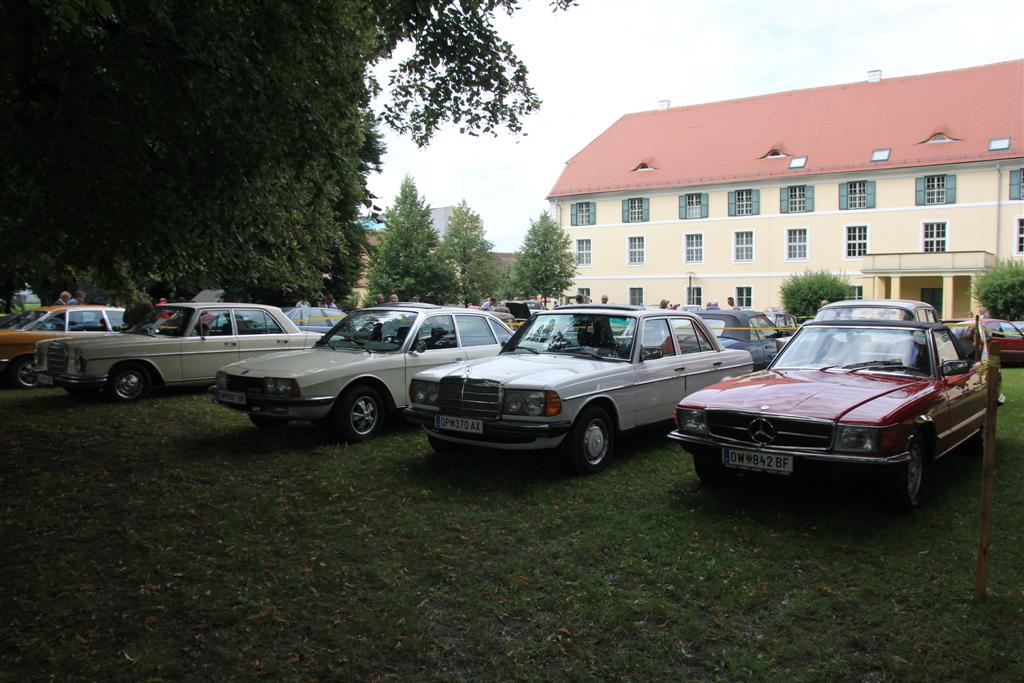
[2,372,1023,681]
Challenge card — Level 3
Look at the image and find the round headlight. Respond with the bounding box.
[426,384,438,404]
[506,396,524,414]
[524,393,545,416]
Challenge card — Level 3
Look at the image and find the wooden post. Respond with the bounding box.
[975,342,1000,599]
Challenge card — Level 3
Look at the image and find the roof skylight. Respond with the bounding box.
[871,148,891,162]
[788,156,807,169]
[989,137,1011,151]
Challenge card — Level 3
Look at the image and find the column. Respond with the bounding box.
[890,275,901,300]
[942,275,955,320]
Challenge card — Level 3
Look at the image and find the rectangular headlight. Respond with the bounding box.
[503,389,547,416]
[263,377,299,397]
[677,408,708,435]
[410,380,439,405]
[835,425,879,453]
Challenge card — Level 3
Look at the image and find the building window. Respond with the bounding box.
[627,236,645,265]
[684,233,703,263]
[1017,219,1024,255]
[735,286,752,308]
[846,225,868,258]
[734,231,754,262]
[852,285,864,300]
[575,239,592,266]
[923,222,947,253]
[629,287,644,307]
[577,287,591,300]
[685,193,702,219]
[925,175,946,205]
[871,148,890,162]
[573,202,593,226]
[786,228,808,260]
[788,156,807,169]
[847,181,868,209]
[789,186,806,213]
[782,185,813,213]
[687,286,703,307]
[626,198,647,222]
[735,189,753,216]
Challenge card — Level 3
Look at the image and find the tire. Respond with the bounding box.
[103,362,152,402]
[7,356,38,389]
[563,405,614,474]
[332,386,384,443]
[249,415,289,430]
[692,452,737,485]
[885,435,925,512]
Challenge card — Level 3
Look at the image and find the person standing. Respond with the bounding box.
[600,294,608,304]
[323,295,338,309]
[727,296,741,310]
[295,296,311,308]
[53,291,72,305]
[389,293,399,303]
[481,297,495,311]
[374,293,385,305]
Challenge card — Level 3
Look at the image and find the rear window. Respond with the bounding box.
[817,306,912,321]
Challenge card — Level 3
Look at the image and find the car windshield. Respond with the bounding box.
[701,318,728,338]
[317,309,417,352]
[506,313,636,360]
[773,326,932,375]
[816,306,912,321]
[129,306,192,337]
[0,309,49,330]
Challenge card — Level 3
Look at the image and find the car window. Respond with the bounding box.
[234,309,283,335]
[418,315,457,350]
[488,318,512,344]
[989,321,1023,338]
[67,310,107,332]
[817,307,910,321]
[934,329,961,363]
[194,309,233,336]
[701,318,726,338]
[455,315,496,347]
[670,318,706,354]
[510,313,635,360]
[642,319,676,357]
[105,310,124,330]
[749,315,777,341]
[34,312,67,332]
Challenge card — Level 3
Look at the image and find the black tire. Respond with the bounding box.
[563,405,614,474]
[692,452,738,485]
[885,434,925,512]
[332,386,384,443]
[249,415,289,430]
[103,362,152,402]
[7,356,39,389]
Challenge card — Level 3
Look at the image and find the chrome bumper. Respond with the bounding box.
[667,430,910,466]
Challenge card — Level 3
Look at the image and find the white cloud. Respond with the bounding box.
[368,0,1024,252]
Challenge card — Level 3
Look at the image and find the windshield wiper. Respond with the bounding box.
[348,338,374,353]
[842,359,928,375]
[512,346,539,354]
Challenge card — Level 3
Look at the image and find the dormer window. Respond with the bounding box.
[761,148,787,159]
[921,132,960,144]
[871,148,891,162]
[631,161,655,172]
[788,156,807,169]
[989,137,1011,151]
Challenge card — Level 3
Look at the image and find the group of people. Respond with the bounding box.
[53,290,86,305]
[294,294,340,309]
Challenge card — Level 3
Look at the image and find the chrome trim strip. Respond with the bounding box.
[668,431,909,465]
[936,408,986,439]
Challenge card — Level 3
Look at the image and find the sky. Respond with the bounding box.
[367,0,1024,253]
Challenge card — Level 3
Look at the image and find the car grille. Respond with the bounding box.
[707,411,834,450]
[226,375,265,395]
[438,377,501,418]
[47,343,68,375]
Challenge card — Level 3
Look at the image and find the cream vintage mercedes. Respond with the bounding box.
[34,303,317,401]
[211,304,513,440]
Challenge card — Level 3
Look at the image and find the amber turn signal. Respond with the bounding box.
[544,391,562,416]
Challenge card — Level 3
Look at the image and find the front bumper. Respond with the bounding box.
[404,405,573,448]
[210,387,335,421]
[48,373,108,389]
[667,430,910,477]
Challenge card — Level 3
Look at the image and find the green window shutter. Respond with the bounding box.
[622,200,629,223]
[727,191,737,216]
[1011,170,1023,201]
[678,195,686,219]
[571,203,579,226]
[700,193,709,218]
[866,181,876,208]
[945,175,956,204]
[780,187,789,213]
[915,177,926,205]
[805,186,814,212]
[751,189,760,215]
[642,198,650,222]
[838,182,848,210]
[588,202,597,225]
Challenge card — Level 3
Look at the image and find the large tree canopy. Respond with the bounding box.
[513,211,576,301]
[0,0,571,305]
[436,201,499,306]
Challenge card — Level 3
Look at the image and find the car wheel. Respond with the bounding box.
[886,435,925,512]
[692,452,737,485]
[563,405,614,474]
[104,363,152,402]
[333,386,384,443]
[249,415,289,430]
[8,356,38,389]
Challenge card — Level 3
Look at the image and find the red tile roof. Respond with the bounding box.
[548,60,1024,198]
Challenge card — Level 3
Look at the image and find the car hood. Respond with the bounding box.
[223,347,383,379]
[692,368,931,421]
[414,352,632,391]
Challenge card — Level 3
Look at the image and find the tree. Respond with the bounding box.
[367,176,454,303]
[779,270,854,318]
[437,202,499,306]
[975,260,1024,320]
[513,212,577,302]
[0,0,572,305]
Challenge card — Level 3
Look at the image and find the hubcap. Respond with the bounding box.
[114,371,143,400]
[17,362,38,388]
[582,419,608,465]
[350,396,378,435]
[906,445,923,499]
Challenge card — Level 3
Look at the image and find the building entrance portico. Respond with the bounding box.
[862,251,993,319]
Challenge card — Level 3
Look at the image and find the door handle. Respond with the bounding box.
[674,366,686,372]
[276,339,290,344]
[713,361,722,366]
[224,341,237,347]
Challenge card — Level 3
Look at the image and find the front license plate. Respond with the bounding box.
[37,373,53,386]
[217,389,246,405]
[434,415,483,434]
[722,448,793,475]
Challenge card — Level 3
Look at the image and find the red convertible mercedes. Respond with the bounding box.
[669,320,996,510]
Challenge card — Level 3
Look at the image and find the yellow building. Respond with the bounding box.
[548,61,1024,318]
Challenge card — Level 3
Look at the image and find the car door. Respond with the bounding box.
[455,314,503,360]
[180,308,240,380]
[234,308,296,360]
[404,314,467,386]
[670,317,729,394]
[986,321,1024,363]
[634,317,687,426]
[748,314,780,365]
[933,328,983,454]
[66,309,109,336]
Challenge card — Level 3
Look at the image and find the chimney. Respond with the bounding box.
[867,69,882,83]
[658,99,671,110]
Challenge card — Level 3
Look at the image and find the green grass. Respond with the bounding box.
[2,373,1024,681]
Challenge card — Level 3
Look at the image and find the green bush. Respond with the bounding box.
[975,260,1024,320]
[779,270,854,318]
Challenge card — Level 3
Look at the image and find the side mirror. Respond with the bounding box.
[411,339,427,354]
[942,359,970,377]
[641,346,663,361]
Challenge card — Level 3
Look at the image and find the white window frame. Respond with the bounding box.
[785,227,809,262]
[871,148,891,162]
[685,193,703,219]
[1017,218,1024,256]
[686,285,703,307]
[844,224,870,260]
[847,180,868,210]
[735,286,752,308]
[626,235,645,266]
[788,185,807,213]
[628,287,645,307]
[734,189,754,216]
[627,198,645,223]
[683,232,704,264]
[575,237,592,267]
[576,287,591,300]
[575,202,592,226]
[852,285,864,300]
[924,175,946,205]
[921,220,948,253]
[732,229,755,263]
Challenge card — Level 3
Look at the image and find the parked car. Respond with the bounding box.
[211,304,514,439]
[696,309,782,370]
[404,304,753,473]
[489,305,518,326]
[764,309,799,337]
[503,301,540,327]
[283,306,347,334]
[948,318,1024,364]
[0,305,125,388]
[669,319,993,510]
[34,303,315,401]
[814,299,938,323]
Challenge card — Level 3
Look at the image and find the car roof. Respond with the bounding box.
[697,309,767,320]
[33,305,123,313]
[803,320,947,331]
[553,304,645,312]
[157,302,281,312]
[821,299,933,311]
